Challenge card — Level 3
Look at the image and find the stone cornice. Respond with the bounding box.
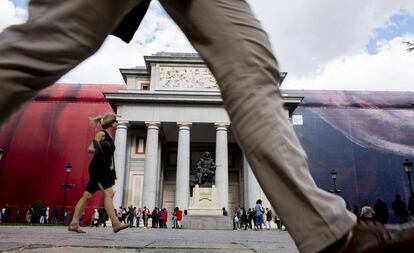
[104,90,224,105]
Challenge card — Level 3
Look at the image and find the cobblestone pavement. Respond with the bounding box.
[0,226,299,253]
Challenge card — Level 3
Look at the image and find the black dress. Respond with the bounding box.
[85,130,115,193]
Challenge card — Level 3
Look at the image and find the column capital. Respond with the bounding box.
[177,122,192,129]
[215,123,230,130]
[116,120,129,129]
[145,122,161,129]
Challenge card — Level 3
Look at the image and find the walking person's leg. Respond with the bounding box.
[158,1,355,252]
[69,191,92,233]
[0,0,143,128]
[98,185,129,233]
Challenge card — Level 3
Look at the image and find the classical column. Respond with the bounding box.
[142,122,160,210]
[244,156,261,209]
[215,123,229,209]
[175,123,192,210]
[113,121,129,208]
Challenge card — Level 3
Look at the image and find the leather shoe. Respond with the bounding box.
[320,221,414,253]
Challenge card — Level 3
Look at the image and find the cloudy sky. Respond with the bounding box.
[1,0,414,91]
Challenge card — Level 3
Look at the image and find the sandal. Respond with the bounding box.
[68,223,86,233]
[113,223,129,233]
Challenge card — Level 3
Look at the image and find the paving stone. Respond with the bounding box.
[0,225,299,253]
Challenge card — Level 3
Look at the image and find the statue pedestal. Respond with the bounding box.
[182,185,232,230]
[188,185,222,216]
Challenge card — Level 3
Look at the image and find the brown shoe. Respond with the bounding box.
[68,223,86,233]
[113,223,129,233]
[321,221,414,253]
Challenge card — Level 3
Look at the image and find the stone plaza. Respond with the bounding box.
[0,225,298,253]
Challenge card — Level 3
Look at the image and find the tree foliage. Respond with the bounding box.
[403,41,414,53]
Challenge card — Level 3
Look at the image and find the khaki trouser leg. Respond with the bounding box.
[0,0,139,127]
[159,1,356,252]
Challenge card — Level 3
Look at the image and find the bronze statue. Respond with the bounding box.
[192,152,216,186]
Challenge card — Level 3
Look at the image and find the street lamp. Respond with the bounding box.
[403,159,413,198]
[0,146,4,161]
[330,169,341,195]
[60,163,73,222]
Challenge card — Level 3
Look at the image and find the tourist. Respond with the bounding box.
[266,208,273,230]
[68,113,129,233]
[51,206,59,224]
[175,207,183,229]
[359,203,375,223]
[136,208,142,228]
[255,200,264,230]
[373,199,389,224]
[392,194,409,224]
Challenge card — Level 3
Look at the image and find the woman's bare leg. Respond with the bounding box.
[71,191,92,224]
[69,191,92,233]
[98,184,128,232]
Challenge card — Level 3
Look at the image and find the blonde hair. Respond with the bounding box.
[89,112,117,130]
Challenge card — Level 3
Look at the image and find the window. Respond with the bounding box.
[141,83,149,90]
[135,137,146,154]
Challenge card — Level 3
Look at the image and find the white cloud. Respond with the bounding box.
[60,1,194,84]
[1,0,414,91]
[285,34,414,91]
[0,0,26,31]
[248,0,414,77]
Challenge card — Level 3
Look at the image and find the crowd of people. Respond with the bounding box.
[229,199,284,231]
[88,205,184,229]
[0,204,60,224]
[2,193,414,229]
[355,194,414,224]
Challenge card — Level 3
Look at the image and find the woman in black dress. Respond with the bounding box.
[68,113,128,233]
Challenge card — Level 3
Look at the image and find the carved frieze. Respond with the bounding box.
[158,66,218,89]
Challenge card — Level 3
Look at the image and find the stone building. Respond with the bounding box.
[105,52,303,213]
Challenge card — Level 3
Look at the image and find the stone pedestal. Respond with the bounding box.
[188,185,222,216]
[183,185,231,230]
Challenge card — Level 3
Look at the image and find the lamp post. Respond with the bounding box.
[60,163,73,222]
[0,146,4,161]
[330,169,341,195]
[403,159,413,198]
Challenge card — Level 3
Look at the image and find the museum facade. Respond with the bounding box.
[104,52,302,213]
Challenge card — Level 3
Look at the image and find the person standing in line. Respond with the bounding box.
[172,207,177,229]
[25,205,33,224]
[45,207,50,224]
[1,1,414,252]
[255,200,264,230]
[15,206,22,223]
[359,204,375,224]
[247,208,254,230]
[68,113,129,233]
[152,207,159,228]
[176,207,183,229]
[40,207,46,224]
[51,206,59,224]
[241,209,248,230]
[161,208,168,228]
[373,199,389,225]
[127,205,135,227]
[392,194,409,224]
[233,210,239,230]
[266,208,273,230]
[121,207,127,224]
[142,207,149,227]
[136,208,142,228]
[117,207,123,223]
